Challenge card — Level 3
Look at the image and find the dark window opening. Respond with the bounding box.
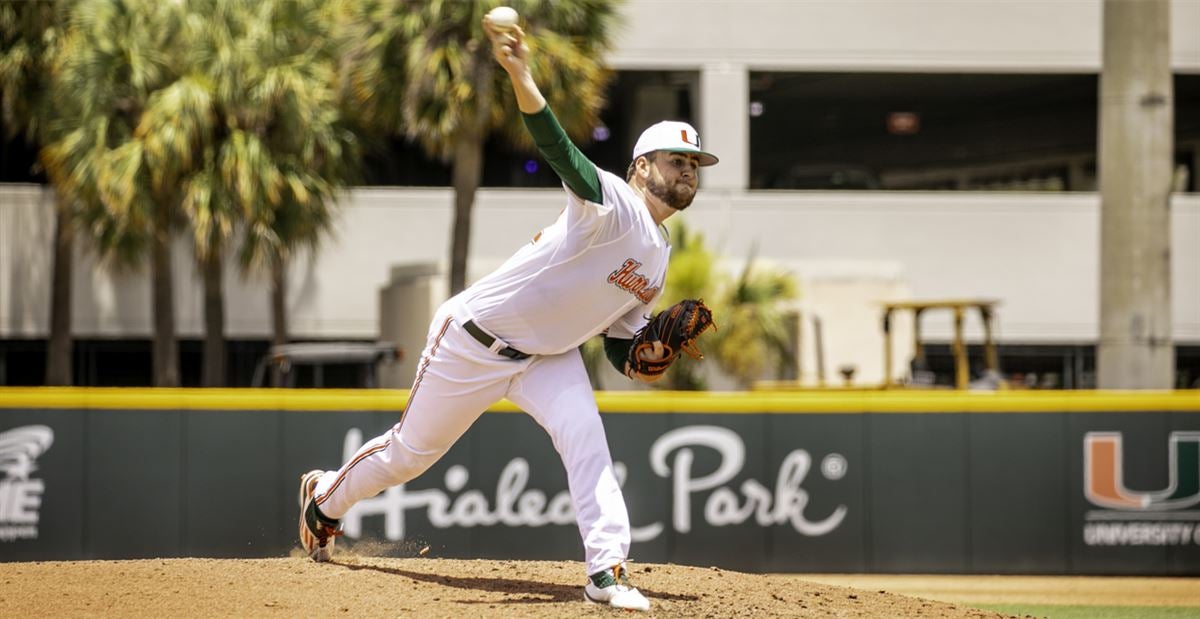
[0,134,46,184]
[749,73,1200,192]
[917,344,1200,390]
[357,70,699,187]
[0,338,272,387]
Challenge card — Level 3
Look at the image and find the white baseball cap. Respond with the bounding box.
[631,121,719,167]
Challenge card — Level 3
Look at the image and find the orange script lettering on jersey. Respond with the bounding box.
[608,258,659,303]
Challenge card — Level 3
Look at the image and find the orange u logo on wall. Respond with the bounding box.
[1084,431,1200,511]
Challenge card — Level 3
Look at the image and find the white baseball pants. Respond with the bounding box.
[312,300,630,575]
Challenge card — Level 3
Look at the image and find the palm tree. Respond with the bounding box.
[1,0,70,385]
[217,0,359,368]
[710,251,798,389]
[654,220,723,390]
[136,71,221,385]
[173,0,357,385]
[43,0,357,387]
[41,0,190,386]
[338,0,618,294]
[642,220,797,391]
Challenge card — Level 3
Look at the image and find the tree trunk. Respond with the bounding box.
[45,198,74,386]
[151,208,179,387]
[447,56,493,296]
[202,239,226,387]
[449,132,485,296]
[270,253,288,387]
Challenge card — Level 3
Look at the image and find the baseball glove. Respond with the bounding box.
[627,299,717,377]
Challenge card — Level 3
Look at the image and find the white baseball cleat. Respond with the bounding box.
[583,564,651,611]
[298,469,341,562]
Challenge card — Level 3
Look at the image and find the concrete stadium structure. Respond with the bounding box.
[1,1,1198,387]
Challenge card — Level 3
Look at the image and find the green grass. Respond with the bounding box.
[974,604,1200,619]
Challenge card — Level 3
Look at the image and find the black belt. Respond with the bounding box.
[463,320,531,360]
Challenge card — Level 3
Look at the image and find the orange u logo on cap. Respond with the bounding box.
[680,129,700,148]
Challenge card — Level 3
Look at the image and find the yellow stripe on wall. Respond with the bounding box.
[0,387,409,412]
[1,387,1199,414]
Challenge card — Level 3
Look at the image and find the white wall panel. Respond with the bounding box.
[610,0,1199,72]
[3,185,1197,346]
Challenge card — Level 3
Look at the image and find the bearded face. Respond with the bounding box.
[644,157,698,211]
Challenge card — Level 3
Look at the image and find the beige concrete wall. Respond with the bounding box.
[3,186,1197,351]
[611,0,1200,72]
[788,261,915,387]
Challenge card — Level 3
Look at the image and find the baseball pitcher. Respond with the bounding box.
[298,11,719,612]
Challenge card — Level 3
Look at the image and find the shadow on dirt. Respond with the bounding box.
[332,560,699,605]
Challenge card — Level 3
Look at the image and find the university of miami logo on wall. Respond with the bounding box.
[1082,431,1200,546]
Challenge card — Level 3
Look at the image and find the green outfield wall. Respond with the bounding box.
[1,388,1199,574]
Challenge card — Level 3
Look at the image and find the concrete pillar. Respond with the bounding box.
[1097,0,1174,389]
[700,63,749,190]
[378,263,440,389]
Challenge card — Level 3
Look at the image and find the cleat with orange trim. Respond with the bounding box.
[298,469,342,562]
[583,563,650,611]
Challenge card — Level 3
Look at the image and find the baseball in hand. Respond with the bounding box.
[487,6,519,31]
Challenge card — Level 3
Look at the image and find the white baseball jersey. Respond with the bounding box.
[459,167,669,354]
[310,159,668,579]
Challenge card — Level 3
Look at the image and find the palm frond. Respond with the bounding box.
[339,0,620,160]
[40,0,356,276]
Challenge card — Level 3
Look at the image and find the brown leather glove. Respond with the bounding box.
[626,299,717,378]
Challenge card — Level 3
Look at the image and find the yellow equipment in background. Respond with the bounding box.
[757,298,1003,391]
[882,299,1002,390]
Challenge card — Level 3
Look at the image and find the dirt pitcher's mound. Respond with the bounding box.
[0,557,1015,618]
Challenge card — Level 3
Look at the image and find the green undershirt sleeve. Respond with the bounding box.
[603,336,633,376]
[522,106,603,204]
